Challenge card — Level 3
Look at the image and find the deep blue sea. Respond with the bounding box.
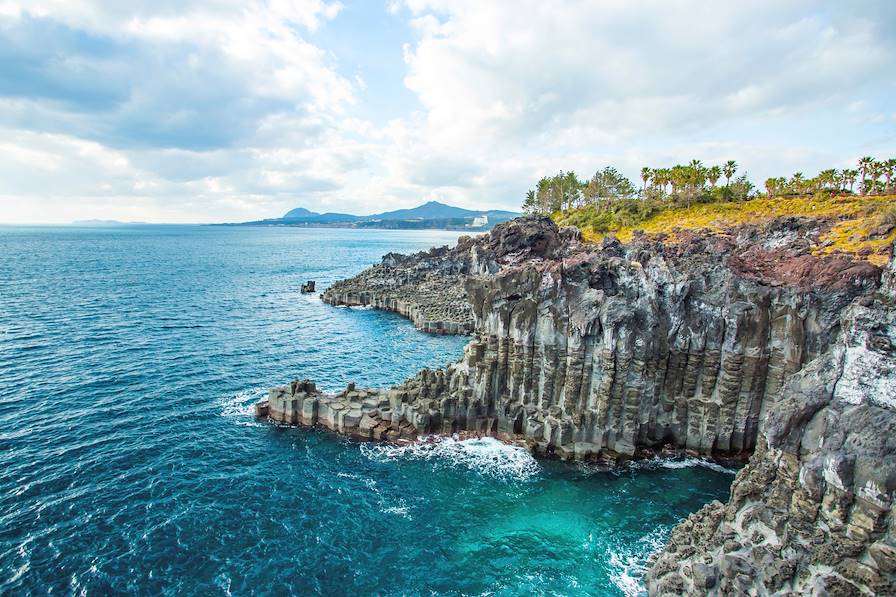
[0,225,732,596]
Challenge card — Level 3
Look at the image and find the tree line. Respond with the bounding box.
[523,160,752,215]
[764,157,896,197]
[523,156,895,216]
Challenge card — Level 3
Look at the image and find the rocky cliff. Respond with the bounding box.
[259,215,894,594]
[646,245,896,595]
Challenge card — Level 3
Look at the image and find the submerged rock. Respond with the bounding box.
[261,215,895,594]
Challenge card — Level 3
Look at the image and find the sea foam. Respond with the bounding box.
[628,456,738,475]
[607,526,670,597]
[361,435,541,482]
[218,388,266,426]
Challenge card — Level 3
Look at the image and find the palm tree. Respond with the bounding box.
[869,161,884,195]
[655,168,671,194]
[707,165,721,188]
[884,159,896,194]
[833,171,844,194]
[670,165,688,195]
[791,172,805,195]
[842,169,858,193]
[818,169,837,191]
[765,178,778,197]
[858,156,874,195]
[722,160,738,187]
[640,167,652,192]
[688,160,705,190]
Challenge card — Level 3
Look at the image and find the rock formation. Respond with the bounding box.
[646,243,896,595]
[258,215,894,594]
[321,244,476,334]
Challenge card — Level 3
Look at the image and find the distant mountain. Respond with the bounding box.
[483,209,523,220]
[71,219,147,226]
[362,201,479,221]
[225,201,520,230]
[282,207,315,219]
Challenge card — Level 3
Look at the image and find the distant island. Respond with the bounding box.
[71,219,149,226]
[221,200,520,230]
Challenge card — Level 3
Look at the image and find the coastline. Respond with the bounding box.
[256,215,896,594]
[254,379,749,469]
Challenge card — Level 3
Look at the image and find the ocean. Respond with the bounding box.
[0,225,731,595]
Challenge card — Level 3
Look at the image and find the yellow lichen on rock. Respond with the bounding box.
[555,194,896,265]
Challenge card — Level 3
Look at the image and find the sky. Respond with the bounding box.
[0,0,894,224]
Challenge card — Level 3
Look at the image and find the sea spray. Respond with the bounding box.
[626,456,738,475]
[607,527,671,597]
[361,435,541,482]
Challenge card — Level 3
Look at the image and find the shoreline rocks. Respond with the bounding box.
[321,244,476,335]
[297,217,880,461]
[646,260,896,595]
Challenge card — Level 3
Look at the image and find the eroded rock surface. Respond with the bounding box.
[302,217,880,459]
[646,249,896,595]
[259,215,895,594]
[321,243,475,335]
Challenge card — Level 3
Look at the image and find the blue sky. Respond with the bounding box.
[0,0,894,223]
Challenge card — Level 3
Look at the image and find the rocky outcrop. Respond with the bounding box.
[646,249,896,595]
[321,244,475,335]
[319,217,578,335]
[258,379,420,441]
[300,217,880,460]
[260,215,894,594]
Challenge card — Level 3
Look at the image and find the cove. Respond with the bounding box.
[0,225,731,595]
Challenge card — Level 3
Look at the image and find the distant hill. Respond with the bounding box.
[282,207,315,219]
[362,201,479,221]
[71,219,147,226]
[226,201,520,230]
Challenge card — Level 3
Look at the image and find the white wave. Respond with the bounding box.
[218,388,266,426]
[361,435,540,482]
[628,456,737,475]
[214,573,233,597]
[336,472,413,518]
[607,526,669,597]
[381,505,412,519]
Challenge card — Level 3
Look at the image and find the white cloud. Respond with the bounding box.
[389,0,896,205]
[0,0,894,223]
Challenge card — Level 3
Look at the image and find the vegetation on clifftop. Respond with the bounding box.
[525,157,896,266]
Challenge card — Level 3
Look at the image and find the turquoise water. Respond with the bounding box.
[0,225,732,595]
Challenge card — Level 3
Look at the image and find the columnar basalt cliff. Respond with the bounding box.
[646,251,896,595]
[259,216,894,594]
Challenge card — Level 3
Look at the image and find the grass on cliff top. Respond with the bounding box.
[553,194,896,266]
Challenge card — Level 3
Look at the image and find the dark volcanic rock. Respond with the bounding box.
[647,246,896,595]
[264,215,895,595]
[321,234,477,335]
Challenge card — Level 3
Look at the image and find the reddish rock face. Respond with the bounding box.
[729,248,881,289]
